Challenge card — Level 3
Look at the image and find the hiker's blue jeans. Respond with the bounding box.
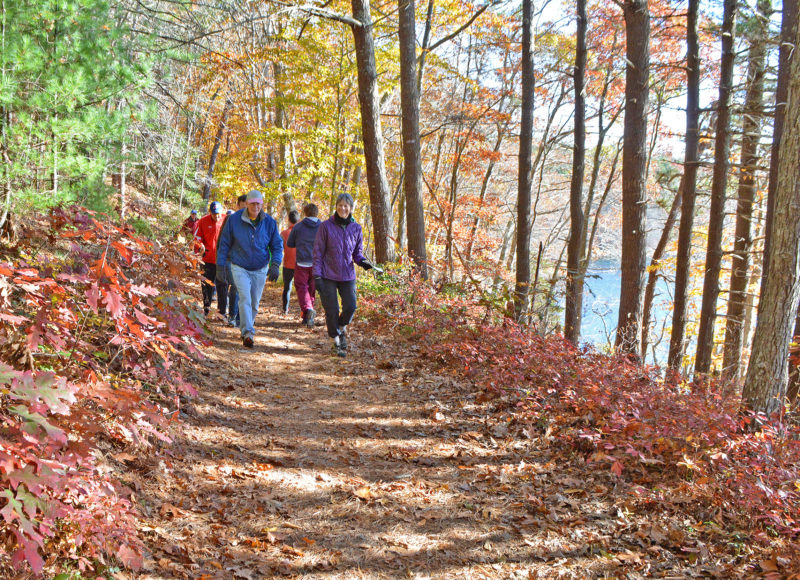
[230,263,268,338]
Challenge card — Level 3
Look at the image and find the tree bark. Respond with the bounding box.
[615,0,650,357]
[399,0,428,278]
[515,0,534,321]
[668,0,701,370]
[350,0,396,263]
[695,0,736,374]
[565,0,587,343]
[202,96,232,202]
[741,20,800,416]
[721,0,769,382]
[760,0,798,285]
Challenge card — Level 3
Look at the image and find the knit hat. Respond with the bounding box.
[209,201,223,214]
[336,193,354,208]
[246,190,264,203]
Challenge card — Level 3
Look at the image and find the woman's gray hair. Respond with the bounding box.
[336,193,354,208]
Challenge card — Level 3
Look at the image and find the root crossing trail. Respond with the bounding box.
[132,289,742,579]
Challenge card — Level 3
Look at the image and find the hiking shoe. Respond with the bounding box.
[338,327,347,350]
[306,309,316,328]
[332,337,346,358]
[228,317,238,327]
[243,334,254,348]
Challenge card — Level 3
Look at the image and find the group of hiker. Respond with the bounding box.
[187,190,377,357]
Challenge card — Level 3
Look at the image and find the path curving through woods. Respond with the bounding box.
[129,287,747,579]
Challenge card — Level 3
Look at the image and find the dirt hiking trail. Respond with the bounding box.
[127,288,749,579]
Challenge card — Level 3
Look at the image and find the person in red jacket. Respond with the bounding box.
[280,210,300,315]
[181,209,199,237]
[195,201,227,318]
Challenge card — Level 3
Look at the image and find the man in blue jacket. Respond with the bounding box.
[216,190,283,348]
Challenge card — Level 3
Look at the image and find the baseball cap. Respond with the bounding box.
[190,209,197,214]
[210,202,223,214]
[246,190,264,203]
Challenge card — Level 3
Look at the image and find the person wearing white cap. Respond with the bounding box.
[215,190,283,348]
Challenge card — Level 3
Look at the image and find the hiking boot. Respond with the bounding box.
[332,337,346,358]
[306,309,316,328]
[337,327,347,350]
[243,334,254,348]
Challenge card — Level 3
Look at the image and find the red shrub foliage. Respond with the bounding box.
[0,206,206,574]
[360,272,800,542]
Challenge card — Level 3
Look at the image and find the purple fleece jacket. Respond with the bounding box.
[312,216,366,281]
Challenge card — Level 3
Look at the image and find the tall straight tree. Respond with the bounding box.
[350,0,396,263]
[398,0,428,278]
[741,20,800,415]
[667,0,700,370]
[721,0,769,381]
[695,0,736,374]
[769,0,800,400]
[564,0,587,343]
[760,0,798,284]
[668,0,700,370]
[515,0,534,320]
[615,0,650,356]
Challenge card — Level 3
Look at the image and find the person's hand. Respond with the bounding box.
[215,266,228,286]
[314,276,324,291]
[267,263,280,282]
[360,259,384,274]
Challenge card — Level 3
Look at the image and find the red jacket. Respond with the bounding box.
[281,226,296,269]
[181,216,199,237]
[195,214,225,264]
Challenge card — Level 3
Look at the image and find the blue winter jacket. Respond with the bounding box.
[287,217,321,266]
[216,208,283,271]
[313,216,366,282]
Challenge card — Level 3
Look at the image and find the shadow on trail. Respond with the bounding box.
[136,291,678,579]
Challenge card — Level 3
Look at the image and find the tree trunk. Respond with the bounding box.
[515,0,534,321]
[120,136,127,220]
[741,22,800,415]
[202,96,232,202]
[641,186,682,359]
[695,0,736,374]
[399,0,428,278]
[760,0,798,285]
[721,0,769,382]
[668,0,701,370]
[615,0,650,357]
[350,0,396,263]
[565,0,587,343]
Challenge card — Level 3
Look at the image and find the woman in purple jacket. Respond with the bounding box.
[313,193,375,357]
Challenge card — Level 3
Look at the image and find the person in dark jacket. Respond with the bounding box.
[288,203,322,327]
[312,193,375,357]
[215,190,283,348]
[223,194,248,327]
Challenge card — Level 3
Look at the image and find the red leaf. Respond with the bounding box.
[611,461,624,477]
[86,282,100,313]
[102,288,124,319]
[117,544,143,570]
[112,241,134,265]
